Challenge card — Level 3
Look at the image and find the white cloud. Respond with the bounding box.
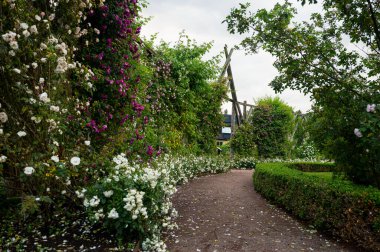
[142,0,322,113]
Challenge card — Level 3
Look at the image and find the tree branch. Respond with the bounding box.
[367,0,380,52]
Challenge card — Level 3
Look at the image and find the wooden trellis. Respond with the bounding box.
[220,45,255,135]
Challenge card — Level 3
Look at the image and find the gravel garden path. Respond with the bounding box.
[166,170,358,252]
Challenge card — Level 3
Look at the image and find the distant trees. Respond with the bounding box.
[225,1,380,187]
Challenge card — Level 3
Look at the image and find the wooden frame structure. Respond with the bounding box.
[220,45,255,135]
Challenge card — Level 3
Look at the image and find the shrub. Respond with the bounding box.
[253,163,380,251]
[250,97,294,158]
[230,122,258,157]
[231,157,256,169]
[144,35,227,154]
[287,162,335,172]
[81,155,231,250]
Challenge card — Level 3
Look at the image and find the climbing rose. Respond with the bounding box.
[108,208,119,219]
[17,131,27,137]
[0,112,8,123]
[354,128,362,138]
[366,104,376,113]
[24,166,35,175]
[70,157,81,166]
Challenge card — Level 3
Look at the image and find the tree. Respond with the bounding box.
[224,1,380,187]
[249,97,294,159]
[230,122,257,157]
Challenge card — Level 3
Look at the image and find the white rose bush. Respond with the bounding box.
[81,154,232,250]
[1,0,102,222]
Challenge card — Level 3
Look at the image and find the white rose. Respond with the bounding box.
[108,208,119,219]
[29,25,38,34]
[89,196,100,207]
[13,68,21,74]
[0,155,7,163]
[20,23,29,30]
[40,43,47,50]
[0,112,8,123]
[22,30,30,38]
[24,166,35,175]
[9,40,18,50]
[70,157,80,166]
[51,155,59,163]
[103,190,114,198]
[50,106,60,112]
[39,92,50,103]
[85,140,91,146]
[17,131,27,137]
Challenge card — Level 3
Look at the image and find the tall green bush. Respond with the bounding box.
[230,122,257,157]
[250,97,294,158]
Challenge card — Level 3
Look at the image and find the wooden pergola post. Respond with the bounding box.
[243,100,247,121]
[224,45,242,126]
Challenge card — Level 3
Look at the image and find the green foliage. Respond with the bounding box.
[290,112,321,160]
[254,163,380,251]
[249,97,294,158]
[231,157,256,169]
[230,122,257,157]
[225,1,380,187]
[294,140,320,160]
[219,142,231,156]
[143,34,227,154]
[287,162,335,172]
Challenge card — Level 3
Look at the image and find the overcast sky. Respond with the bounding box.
[141,0,323,113]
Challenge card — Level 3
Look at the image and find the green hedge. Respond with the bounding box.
[287,162,335,172]
[253,163,380,251]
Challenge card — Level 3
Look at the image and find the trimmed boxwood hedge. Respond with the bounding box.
[287,162,336,172]
[253,163,380,251]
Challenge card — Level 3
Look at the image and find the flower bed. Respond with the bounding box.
[231,157,256,169]
[253,163,380,251]
[1,155,232,250]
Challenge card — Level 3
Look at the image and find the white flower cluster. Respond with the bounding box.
[84,195,100,208]
[123,189,148,220]
[108,208,119,219]
[140,168,161,188]
[141,235,167,252]
[2,31,18,51]
[55,56,68,73]
[55,42,68,55]
[81,154,233,250]
[75,188,87,198]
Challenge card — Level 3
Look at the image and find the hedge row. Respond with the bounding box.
[253,163,380,251]
[287,162,335,172]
